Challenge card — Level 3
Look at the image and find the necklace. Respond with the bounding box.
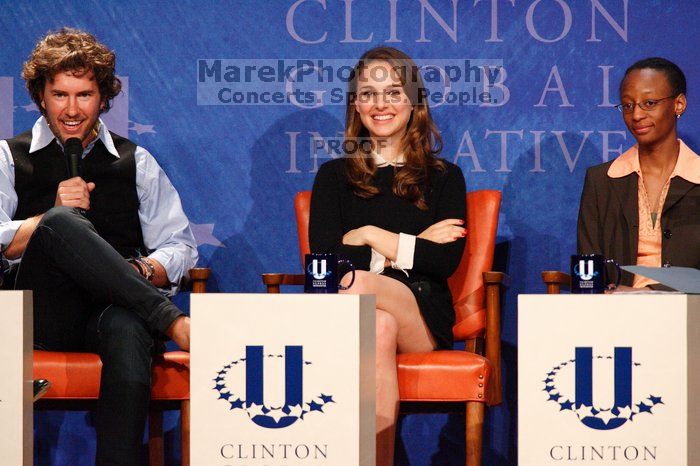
[646,162,676,228]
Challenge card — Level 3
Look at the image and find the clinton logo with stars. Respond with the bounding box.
[213,345,335,429]
[544,347,664,430]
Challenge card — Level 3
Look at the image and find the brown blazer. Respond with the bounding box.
[577,159,700,287]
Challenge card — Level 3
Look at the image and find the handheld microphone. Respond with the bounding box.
[64,137,83,178]
[63,138,87,215]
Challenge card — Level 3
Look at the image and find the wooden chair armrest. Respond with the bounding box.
[188,268,211,294]
[541,270,570,294]
[483,271,510,288]
[261,273,305,293]
[482,270,506,406]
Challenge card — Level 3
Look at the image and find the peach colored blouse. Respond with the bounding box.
[607,140,700,288]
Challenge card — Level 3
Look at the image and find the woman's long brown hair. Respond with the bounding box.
[344,47,444,210]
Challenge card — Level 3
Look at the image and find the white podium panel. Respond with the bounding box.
[519,294,700,466]
[191,294,375,466]
[0,291,33,466]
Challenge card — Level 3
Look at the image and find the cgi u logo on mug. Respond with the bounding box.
[310,259,328,280]
[570,254,621,293]
[576,260,596,280]
[304,253,355,293]
[212,345,335,429]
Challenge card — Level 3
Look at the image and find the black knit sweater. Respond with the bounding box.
[309,157,467,348]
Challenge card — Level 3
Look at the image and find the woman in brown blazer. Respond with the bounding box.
[578,57,700,288]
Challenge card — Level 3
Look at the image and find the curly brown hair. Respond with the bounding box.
[21,27,121,114]
[344,47,444,210]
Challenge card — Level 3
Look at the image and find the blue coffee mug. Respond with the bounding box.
[304,253,355,293]
[570,254,621,294]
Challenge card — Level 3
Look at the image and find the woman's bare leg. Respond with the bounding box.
[375,309,399,466]
[341,271,436,466]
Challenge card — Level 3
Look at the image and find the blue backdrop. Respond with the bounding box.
[2,1,699,464]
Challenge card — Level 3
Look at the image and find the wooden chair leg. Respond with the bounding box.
[465,337,485,355]
[266,284,281,293]
[148,408,165,466]
[465,338,477,353]
[466,401,485,466]
[181,399,191,466]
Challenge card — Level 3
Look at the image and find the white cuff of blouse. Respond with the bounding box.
[369,233,416,277]
[392,233,416,274]
[369,248,386,273]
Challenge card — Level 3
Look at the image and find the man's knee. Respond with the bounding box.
[39,206,86,233]
[98,306,153,354]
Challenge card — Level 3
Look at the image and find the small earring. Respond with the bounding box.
[676,114,681,119]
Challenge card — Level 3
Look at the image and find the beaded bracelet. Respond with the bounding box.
[139,258,155,282]
[128,257,155,282]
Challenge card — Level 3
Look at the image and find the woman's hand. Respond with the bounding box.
[342,226,371,246]
[342,226,399,260]
[418,219,466,244]
[605,284,651,294]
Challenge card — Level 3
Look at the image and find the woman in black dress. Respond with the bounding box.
[309,47,467,465]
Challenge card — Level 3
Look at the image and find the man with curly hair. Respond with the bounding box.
[0,28,198,464]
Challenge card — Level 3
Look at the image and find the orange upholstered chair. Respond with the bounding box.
[262,190,506,466]
[33,267,210,466]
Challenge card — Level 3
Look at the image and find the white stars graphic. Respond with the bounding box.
[246,402,265,418]
[595,409,616,425]
[287,404,303,418]
[266,408,286,422]
[191,223,225,248]
[129,121,156,135]
[617,406,632,419]
[575,404,593,419]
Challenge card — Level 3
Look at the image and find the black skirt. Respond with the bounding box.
[380,268,455,349]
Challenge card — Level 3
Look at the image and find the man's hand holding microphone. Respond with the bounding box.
[55,138,94,212]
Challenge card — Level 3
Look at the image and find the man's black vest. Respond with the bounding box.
[6,130,147,258]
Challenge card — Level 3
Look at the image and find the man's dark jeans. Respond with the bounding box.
[14,206,183,465]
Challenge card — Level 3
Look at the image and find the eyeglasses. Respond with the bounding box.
[615,95,678,113]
